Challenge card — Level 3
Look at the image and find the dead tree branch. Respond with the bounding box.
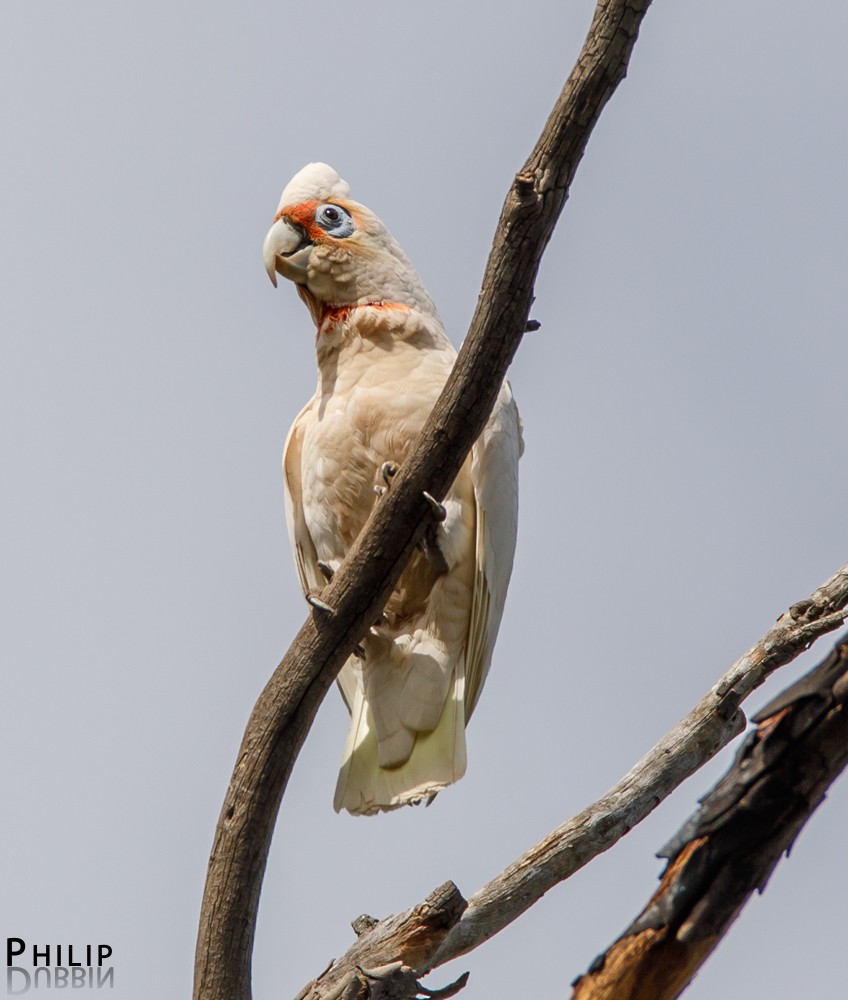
[291,564,848,998]
[194,2,655,998]
[426,565,848,969]
[569,632,848,1000]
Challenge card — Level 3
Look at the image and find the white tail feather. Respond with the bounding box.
[333,663,467,815]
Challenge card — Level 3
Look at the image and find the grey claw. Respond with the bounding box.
[380,461,399,485]
[306,593,334,614]
[353,644,366,660]
[317,561,334,582]
[422,491,446,522]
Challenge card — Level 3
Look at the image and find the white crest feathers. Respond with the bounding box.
[275,162,351,213]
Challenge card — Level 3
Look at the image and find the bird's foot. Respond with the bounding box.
[381,461,399,485]
[422,491,446,522]
[373,460,400,497]
[305,590,334,615]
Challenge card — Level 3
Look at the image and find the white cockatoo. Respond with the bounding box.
[263,163,522,815]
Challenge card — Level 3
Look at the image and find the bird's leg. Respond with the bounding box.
[419,525,449,576]
[418,489,449,575]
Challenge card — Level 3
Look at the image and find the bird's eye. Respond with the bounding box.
[315,203,354,239]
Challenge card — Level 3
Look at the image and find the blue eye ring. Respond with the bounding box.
[315,203,355,239]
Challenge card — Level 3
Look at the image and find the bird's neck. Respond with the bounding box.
[312,301,450,372]
[317,301,410,336]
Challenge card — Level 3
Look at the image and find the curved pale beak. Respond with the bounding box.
[262,217,313,287]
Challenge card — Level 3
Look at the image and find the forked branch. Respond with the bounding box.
[293,564,848,998]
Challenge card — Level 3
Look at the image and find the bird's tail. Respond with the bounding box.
[333,662,467,815]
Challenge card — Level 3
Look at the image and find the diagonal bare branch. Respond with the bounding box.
[194,3,655,998]
[292,563,848,998]
[427,564,848,968]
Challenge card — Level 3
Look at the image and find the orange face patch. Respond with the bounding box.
[274,200,357,244]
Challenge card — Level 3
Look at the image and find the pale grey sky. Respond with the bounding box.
[2,2,846,997]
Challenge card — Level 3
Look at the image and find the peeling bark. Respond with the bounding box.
[570,634,848,1000]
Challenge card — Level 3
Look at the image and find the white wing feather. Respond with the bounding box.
[282,400,358,712]
[465,380,523,718]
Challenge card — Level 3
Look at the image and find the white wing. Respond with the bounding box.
[282,399,359,711]
[464,380,523,718]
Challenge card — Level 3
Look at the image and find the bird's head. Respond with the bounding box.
[262,163,437,325]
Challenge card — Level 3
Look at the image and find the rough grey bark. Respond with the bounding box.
[193,3,655,998]
[291,565,848,999]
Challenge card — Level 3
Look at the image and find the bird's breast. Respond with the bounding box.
[299,319,456,571]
